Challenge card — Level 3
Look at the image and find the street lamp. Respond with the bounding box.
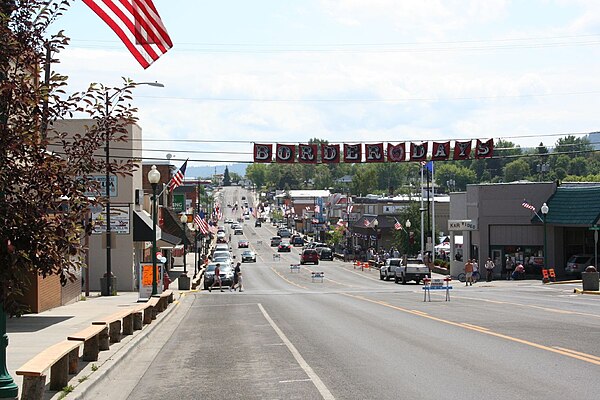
[180,213,188,275]
[405,219,412,265]
[541,203,549,273]
[148,165,161,296]
[104,81,163,297]
[373,219,379,252]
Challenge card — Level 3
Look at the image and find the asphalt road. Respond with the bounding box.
[90,187,600,400]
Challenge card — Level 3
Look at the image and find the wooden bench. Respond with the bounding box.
[151,290,172,313]
[91,308,136,349]
[146,297,161,322]
[16,340,82,398]
[67,324,107,362]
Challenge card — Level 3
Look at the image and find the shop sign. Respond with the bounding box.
[448,219,477,231]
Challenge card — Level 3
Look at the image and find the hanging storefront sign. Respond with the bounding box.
[253,139,493,163]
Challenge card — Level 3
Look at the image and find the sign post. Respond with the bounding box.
[589,225,600,271]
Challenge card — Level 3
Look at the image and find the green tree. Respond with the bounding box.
[504,159,530,182]
[568,156,588,176]
[223,166,231,186]
[434,163,477,192]
[555,135,592,155]
[1,1,136,315]
[245,163,267,189]
[351,164,378,196]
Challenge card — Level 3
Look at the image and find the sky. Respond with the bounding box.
[50,0,600,167]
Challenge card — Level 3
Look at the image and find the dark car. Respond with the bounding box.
[203,263,235,290]
[316,247,333,261]
[255,220,262,227]
[278,229,291,238]
[291,235,304,247]
[300,249,319,265]
[278,241,292,252]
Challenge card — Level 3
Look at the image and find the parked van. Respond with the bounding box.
[565,254,595,277]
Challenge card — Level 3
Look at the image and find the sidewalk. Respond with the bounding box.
[6,285,187,398]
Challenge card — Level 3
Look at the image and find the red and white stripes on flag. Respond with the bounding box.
[168,159,188,192]
[194,215,210,235]
[314,205,320,213]
[394,219,403,231]
[364,219,370,228]
[82,0,173,69]
[521,200,536,212]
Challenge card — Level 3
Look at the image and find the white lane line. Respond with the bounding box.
[258,303,335,400]
[280,378,313,383]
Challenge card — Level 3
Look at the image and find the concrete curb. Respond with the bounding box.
[545,280,581,285]
[63,291,186,400]
[573,288,600,295]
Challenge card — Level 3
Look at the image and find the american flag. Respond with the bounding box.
[394,218,403,231]
[82,0,172,69]
[168,159,188,192]
[521,200,536,212]
[346,202,353,215]
[314,205,320,213]
[364,219,371,227]
[194,214,210,235]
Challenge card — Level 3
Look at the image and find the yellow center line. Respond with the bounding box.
[271,267,308,290]
[554,347,600,362]
[341,292,600,367]
[461,323,489,331]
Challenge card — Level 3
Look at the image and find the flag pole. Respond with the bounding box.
[432,161,436,260]
[420,164,425,257]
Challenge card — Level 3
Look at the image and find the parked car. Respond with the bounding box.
[300,248,319,265]
[234,228,244,235]
[238,239,249,248]
[203,263,235,290]
[380,258,402,281]
[255,220,262,227]
[278,241,292,252]
[565,254,596,277]
[316,247,334,261]
[216,231,226,243]
[241,250,256,263]
[215,243,230,252]
[291,235,304,247]
[395,259,430,284]
[270,236,282,247]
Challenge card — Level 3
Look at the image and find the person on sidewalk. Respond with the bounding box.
[209,263,224,292]
[485,257,495,282]
[464,259,474,286]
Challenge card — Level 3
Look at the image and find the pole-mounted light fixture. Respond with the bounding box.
[148,165,161,296]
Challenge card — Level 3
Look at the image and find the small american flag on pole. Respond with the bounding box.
[194,214,210,235]
[394,218,403,231]
[364,219,371,227]
[521,200,536,212]
[168,159,188,192]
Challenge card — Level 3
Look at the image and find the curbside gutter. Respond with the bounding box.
[573,288,600,295]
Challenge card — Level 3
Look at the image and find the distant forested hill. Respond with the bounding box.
[187,163,247,179]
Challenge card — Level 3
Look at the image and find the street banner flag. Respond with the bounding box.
[168,159,188,192]
[364,219,370,227]
[82,0,173,69]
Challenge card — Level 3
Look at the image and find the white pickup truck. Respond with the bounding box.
[395,259,431,284]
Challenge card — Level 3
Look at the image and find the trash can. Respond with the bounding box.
[100,273,117,296]
[582,266,599,291]
[178,273,191,290]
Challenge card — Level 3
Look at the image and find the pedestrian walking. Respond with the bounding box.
[505,256,514,280]
[485,257,495,282]
[231,262,243,292]
[464,259,474,286]
[209,263,224,292]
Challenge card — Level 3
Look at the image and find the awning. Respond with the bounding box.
[533,185,600,226]
[133,210,160,242]
[157,231,181,249]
